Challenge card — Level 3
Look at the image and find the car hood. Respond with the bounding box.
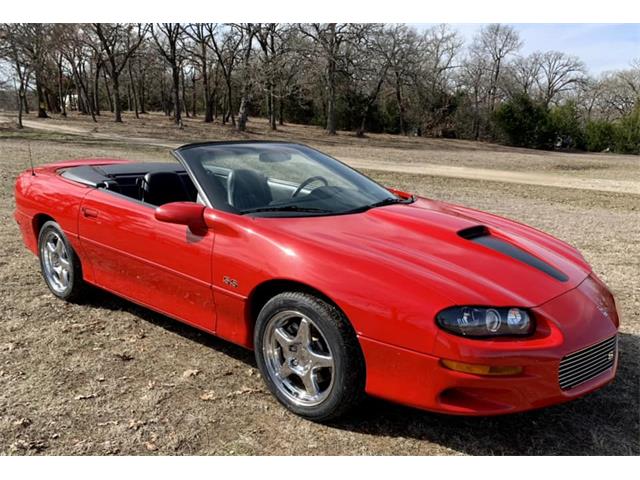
[261,197,591,307]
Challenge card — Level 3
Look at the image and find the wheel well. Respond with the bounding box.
[32,214,55,242]
[247,279,346,332]
[31,214,84,275]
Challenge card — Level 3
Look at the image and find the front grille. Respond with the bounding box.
[559,335,617,390]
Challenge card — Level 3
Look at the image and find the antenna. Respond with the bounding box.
[27,142,35,176]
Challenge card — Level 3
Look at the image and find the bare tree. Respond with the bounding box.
[418,24,464,135]
[183,23,216,122]
[458,53,490,140]
[471,24,522,112]
[207,24,243,126]
[151,23,184,125]
[92,23,147,122]
[504,52,543,98]
[0,24,31,127]
[8,24,52,118]
[299,23,357,135]
[537,51,586,105]
[342,24,390,137]
[379,24,422,135]
[57,24,98,122]
[235,23,256,132]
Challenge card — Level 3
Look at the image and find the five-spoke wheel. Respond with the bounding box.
[254,291,365,421]
[41,229,71,294]
[38,221,85,301]
[263,311,335,407]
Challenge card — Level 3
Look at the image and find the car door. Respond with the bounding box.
[78,188,216,332]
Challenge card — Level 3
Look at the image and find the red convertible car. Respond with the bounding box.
[14,141,619,421]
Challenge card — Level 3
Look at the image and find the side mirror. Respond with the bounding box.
[155,202,207,231]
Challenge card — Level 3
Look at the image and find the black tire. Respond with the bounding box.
[38,220,86,302]
[254,291,365,422]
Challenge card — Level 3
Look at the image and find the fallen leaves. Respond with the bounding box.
[96,420,119,427]
[145,442,158,452]
[226,387,264,398]
[114,352,134,362]
[182,368,200,378]
[10,439,48,453]
[13,417,32,428]
[128,419,146,431]
[200,391,218,401]
[1,342,16,352]
[74,393,97,400]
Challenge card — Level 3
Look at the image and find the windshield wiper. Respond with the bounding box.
[343,196,414,214]
[241,205,332,214]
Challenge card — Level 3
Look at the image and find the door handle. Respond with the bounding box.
[82,207,98,218]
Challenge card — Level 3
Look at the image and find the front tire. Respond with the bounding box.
[38,221,86,302]
[254,291,365,422]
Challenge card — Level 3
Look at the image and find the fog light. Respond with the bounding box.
[441,359,523,376]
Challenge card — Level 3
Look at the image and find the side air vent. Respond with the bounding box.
[457,225,569,282]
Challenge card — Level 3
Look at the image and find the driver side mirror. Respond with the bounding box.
[155,202,207,231]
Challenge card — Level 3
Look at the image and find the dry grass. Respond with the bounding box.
[0,112,638,455]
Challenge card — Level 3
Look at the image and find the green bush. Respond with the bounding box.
[614,106,640,154]
[585,120,616,152]
[549,101,585,149]
[493,94,554,149]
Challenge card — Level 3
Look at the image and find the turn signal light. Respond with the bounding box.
[441,359,523,376]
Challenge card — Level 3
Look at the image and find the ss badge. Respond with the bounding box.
[223,276,239,288]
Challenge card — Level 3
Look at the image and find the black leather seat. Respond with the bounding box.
[227,169,272,210]
[141,171,190,206]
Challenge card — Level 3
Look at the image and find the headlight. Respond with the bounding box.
[436,306,534,338]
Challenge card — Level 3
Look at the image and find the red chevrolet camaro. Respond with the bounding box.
[14,141,619,421]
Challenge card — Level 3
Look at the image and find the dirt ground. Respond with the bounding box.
[0,112,638,455]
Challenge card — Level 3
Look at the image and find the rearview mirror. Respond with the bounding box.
[155,202,207,231]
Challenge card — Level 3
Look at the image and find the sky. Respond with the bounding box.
[420,23,639,74]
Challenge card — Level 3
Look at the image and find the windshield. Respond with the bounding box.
[174,142,409,216]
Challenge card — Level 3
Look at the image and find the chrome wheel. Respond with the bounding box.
[263,310,335,407]
[40,230,71,294]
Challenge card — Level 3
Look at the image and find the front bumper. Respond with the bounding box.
[360,277,619,415]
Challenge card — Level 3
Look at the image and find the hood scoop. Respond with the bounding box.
[458,225,569,282]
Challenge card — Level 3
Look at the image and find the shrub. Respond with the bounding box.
[614,106,640,154]
[585,119,616,152]
[549,101,585,149]
[493,94,554,149]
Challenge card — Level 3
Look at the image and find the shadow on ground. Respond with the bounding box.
[87,289,639,456]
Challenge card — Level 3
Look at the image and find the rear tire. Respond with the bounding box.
[38,221,86,302]
[254,291,365,422]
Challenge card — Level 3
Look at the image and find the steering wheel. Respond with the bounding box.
[291,175,329,198]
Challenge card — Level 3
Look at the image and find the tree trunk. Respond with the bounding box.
[395,73,405,135]
[203,66,213,123]
[35,74,48,118]
[326,61,336,134]
[113,74,123,122]
[172,64,182,125]
[103,68,114,113]
[181,67,190,119]
[325,25,337,135]
[139,76,146,114]
[14,77,24,129]
[268,84,276,130]
[128,61,139,119]
[93,61,101,116]
[58,58,67,117]
[224,78,235,126]
[191,75,197,117]
[237,33,253,132]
